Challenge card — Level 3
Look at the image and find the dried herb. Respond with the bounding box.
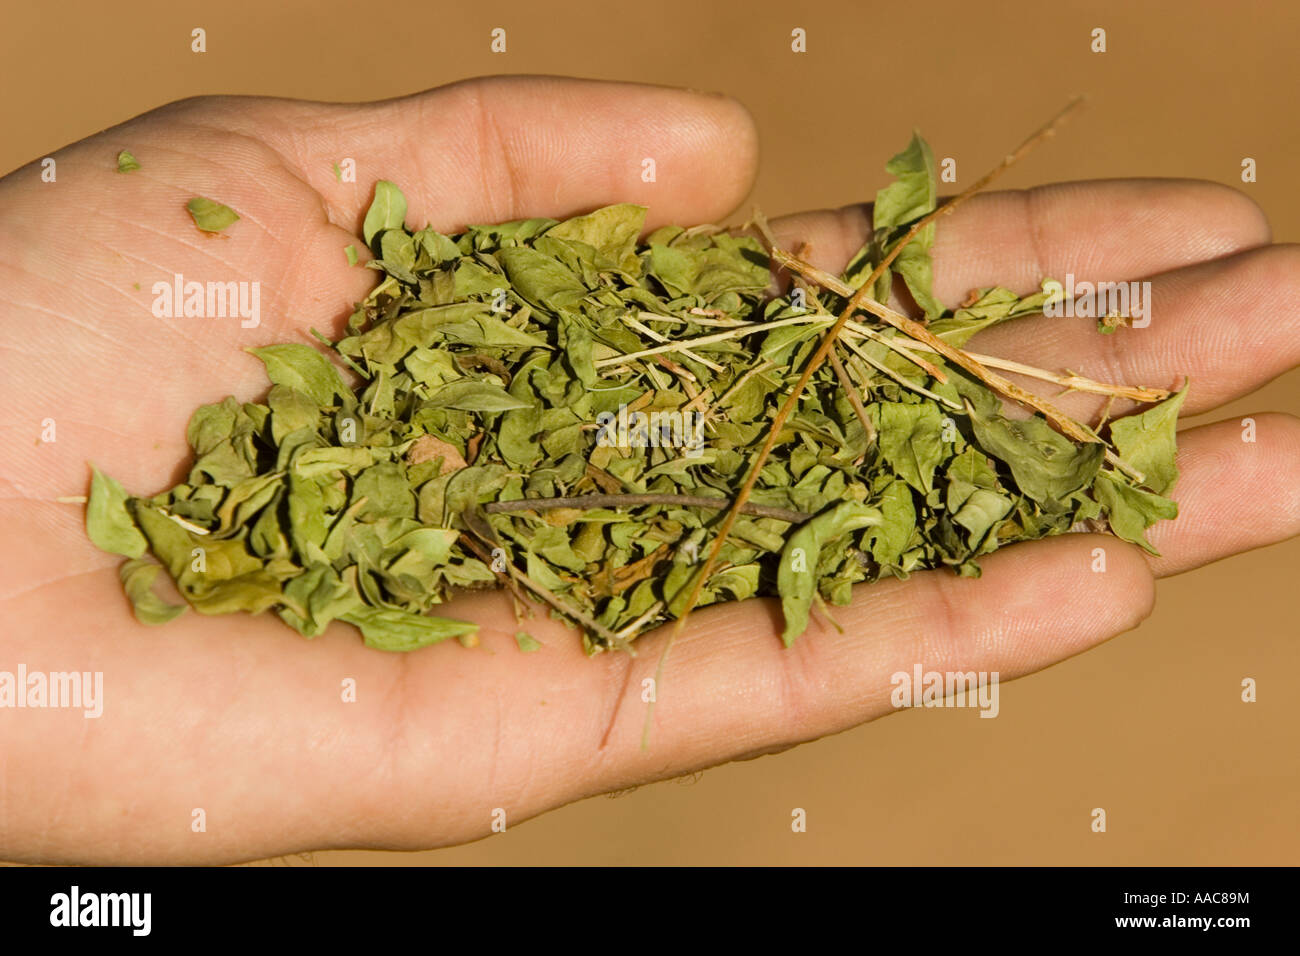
[116,150,141,173]
[87,465,146,558]
[186,196,240,233]
[514,632,543,653]
[85,121,1185,655]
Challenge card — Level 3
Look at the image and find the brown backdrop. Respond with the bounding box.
[3,0,1295,865]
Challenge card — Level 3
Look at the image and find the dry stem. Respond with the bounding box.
[485,494,809,524]
[649,98,1089,746]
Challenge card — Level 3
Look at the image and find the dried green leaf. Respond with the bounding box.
[497,246,589,311]
[186,196,240,232]
[546,203,648,274]
[363,180,407,245]
[249,344,348,407]
[1108,383,1189,495]
[86,465,146,558]
[877,402,947,494]
[874,133,937,230]
[967,403,1104,506]
[1095,472,1178,555]
[422,380,533,413]
[119,557,187,624]
[778,502,881,646]
[341,607,477,652]
[514,631,543,652]
[648,238,770,298]
[866,479,917,567]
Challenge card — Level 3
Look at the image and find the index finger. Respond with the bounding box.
[771,178,1270,305]
[183,75,762,234]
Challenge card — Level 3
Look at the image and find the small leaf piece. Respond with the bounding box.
[423,380,534,413]
[116,150,141,173]
[341,607,477,652]
[87,465,147,558]
[514,631,543,652]
[119,557,187,624]
[249,344,349,407]
[1095,473,1178,555]
[778,502,881,646]
[186,196,240,232]
[1108,383,1189,495]
[362,180,407,245]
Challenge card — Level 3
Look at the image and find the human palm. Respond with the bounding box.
[2,76,1297,864]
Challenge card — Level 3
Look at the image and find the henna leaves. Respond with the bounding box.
[82,142,1186,654]
[86,466,147,558]
[185,197,240,233]
[844,133,944,318]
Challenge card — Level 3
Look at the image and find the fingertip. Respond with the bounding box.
[256,76,764,231]
[450,76,762,225]
[1148,412,1300,576]
[917,533,1156,667]
[1188,179,1273,252]
[1098,534,1158,631]
[626,84,761,228]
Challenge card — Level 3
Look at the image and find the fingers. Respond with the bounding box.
[967,244,1300,421]
[1145,412,1300,577]
[768,180,1295,430]
[356,531,1154,850]
[402,416,1300,838]
[585,533,1154,790]
[771,179,1270,306]
[367,414,1300,852]
[595,409,1300,783]
[210,76,760,233]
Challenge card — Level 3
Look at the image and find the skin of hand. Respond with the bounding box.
[1,75,1298,865]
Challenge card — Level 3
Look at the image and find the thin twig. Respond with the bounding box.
[827,346,877,446]
[790,265,878,448]
[457,531,532,609]
[594,314,826,368]
[650,98,1089,747]
[841,336,963,410]
[459,508,629,650]
[848,322,949,381]
[485,493,809,524]
[914,348,1170,403]
[614,600,666,642]
[624,311,725,373]
[772,247,1170,403]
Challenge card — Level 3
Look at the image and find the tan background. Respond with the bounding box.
[3,0,1295,864]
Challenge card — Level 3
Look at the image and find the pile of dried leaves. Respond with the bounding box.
[86,129,1185,653]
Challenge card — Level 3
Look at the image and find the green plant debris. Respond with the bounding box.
[86,134,1185,653]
